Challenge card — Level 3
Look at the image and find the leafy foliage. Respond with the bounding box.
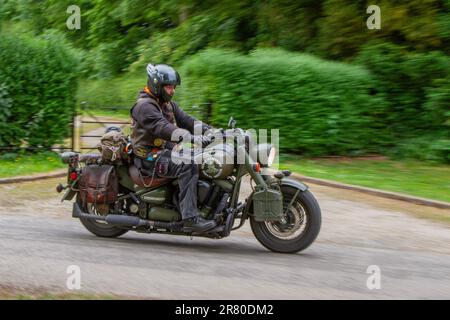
[3,0,447,77]
[0,83,15,148]
[354,42,450,162]
[178,48,385,156]
[178,48,449,162]
[0,31,80,150]
[1,0,448,162]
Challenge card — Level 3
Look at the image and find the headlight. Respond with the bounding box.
[267,146,276,167]
[250,143,275,167]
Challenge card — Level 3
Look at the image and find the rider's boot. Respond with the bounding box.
[182,214,217,232]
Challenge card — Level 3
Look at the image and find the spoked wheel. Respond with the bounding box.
[250,186,321,253]
[76,195,128,238]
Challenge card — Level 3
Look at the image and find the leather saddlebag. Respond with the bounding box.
[79,164,118,204]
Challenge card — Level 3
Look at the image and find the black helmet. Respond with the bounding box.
[146,63,181,102]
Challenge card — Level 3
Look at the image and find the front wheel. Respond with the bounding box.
[250,187,321,253]
[76,195,128,238]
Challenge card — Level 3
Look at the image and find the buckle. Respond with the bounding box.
[134,147,149,158]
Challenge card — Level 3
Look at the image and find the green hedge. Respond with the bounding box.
[178,48,386,156]
[354,42,450,162]
[0,83,14,148]
[0,31,80,151]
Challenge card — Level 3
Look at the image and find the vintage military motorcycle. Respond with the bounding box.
[57,118,321,253]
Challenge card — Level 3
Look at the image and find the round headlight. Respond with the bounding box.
[267,146,276,167]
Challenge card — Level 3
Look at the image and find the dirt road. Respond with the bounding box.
[0,177,449,299]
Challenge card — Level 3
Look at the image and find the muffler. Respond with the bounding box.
[72,202,183,230]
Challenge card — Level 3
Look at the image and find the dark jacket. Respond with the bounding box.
[130,90,210,157]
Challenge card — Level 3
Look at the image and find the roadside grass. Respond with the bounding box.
[0,115,130,179]
[0,151,65,178]
[77,73,143,112]
[280,154,450,203]
[307,182,450,225]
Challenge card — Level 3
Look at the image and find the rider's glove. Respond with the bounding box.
[173,128,213,148]
[191,135,213,148]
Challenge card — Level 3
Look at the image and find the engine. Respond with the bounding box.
[196,179,231,219]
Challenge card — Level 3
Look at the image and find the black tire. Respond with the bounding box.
[76,196,128,238]
[250,186,321,253]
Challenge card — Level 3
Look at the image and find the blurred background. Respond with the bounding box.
[0,0,449,301]
[0,0,448,203]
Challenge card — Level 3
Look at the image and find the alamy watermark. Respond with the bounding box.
[66,5,81,30]
[366,265,381,290]
[367,5,381,30]
[168,121,279,169]
[66,265,81,290]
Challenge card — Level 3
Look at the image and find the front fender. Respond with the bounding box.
[279,177,308,192]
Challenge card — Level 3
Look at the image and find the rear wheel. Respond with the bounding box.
[76,196,128,238]
[250,186,321,253]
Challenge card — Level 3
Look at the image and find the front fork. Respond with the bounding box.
[230,146,290,225]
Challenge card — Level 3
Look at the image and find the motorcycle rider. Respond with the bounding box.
[130,63,217,232]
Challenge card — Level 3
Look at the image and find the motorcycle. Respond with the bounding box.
[57,117,321,253]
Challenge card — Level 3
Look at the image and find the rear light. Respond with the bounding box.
[69,172,78,181]
[253,162,261,173]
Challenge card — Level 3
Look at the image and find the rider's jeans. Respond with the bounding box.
[153,150,199,220]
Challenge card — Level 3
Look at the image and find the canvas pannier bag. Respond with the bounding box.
[79,164,118,205]
[97,130,129,164]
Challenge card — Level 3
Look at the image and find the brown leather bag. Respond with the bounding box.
[79,164,118,205]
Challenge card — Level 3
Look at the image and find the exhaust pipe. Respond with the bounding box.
[106,214,149,227]
[72,202,183,230]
